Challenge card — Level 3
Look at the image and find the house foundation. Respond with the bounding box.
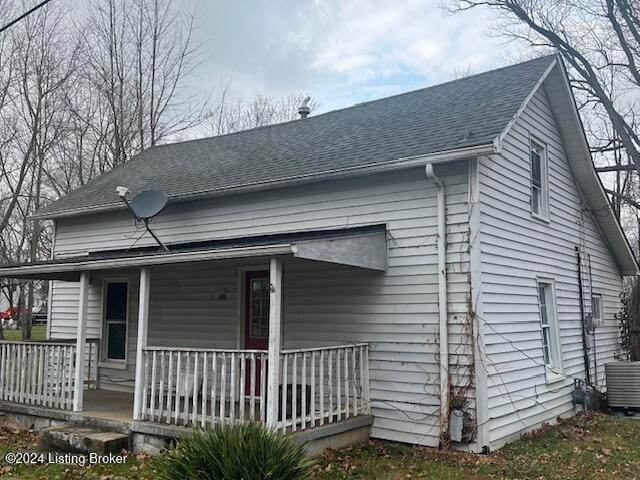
[0,393,372,456]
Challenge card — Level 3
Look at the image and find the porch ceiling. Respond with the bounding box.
[0,225,387,281]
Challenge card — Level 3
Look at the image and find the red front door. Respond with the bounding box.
[244,270,270,394]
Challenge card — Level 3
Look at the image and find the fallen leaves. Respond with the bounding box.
[309,413,640,479]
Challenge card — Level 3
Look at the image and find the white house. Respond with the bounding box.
[0,55,636,454]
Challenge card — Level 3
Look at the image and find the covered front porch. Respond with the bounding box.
[0,339,370,434]
[0,226,382,437]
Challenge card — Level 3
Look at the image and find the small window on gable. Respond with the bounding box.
[592,294,603,328]
[530,139,548,219]
[537,280,562,373]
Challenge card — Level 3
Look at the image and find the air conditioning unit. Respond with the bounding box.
[605,362,640,409]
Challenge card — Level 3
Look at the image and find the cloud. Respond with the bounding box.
[194,0,514,112]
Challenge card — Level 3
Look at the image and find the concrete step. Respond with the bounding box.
[39,425,129,454]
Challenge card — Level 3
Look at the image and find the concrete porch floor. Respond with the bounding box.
[79,389,134,423]
[0,389,373,455]
[0,389,135,435]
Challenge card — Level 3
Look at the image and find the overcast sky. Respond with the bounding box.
[191,0,519,113]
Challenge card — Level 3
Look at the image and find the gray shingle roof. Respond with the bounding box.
[38,55,556,218]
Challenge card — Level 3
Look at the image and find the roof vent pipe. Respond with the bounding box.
[298,96,311,119]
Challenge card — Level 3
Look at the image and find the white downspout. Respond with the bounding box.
[426,163,449,444]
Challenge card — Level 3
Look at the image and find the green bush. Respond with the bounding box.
[156,421,314,480]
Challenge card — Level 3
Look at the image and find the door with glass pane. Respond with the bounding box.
[244,271,269,394]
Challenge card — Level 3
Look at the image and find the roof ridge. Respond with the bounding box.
[150,54,558,151]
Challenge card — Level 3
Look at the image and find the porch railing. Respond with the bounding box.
[0,339,99,410]
[140,347,269,426]
[279,344,370,432]
[140,343,370,432]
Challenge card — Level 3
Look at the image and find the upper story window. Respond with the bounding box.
[530,139,549,219]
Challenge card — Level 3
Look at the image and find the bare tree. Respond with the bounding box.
[0,3,25,239]
[209,83,318,136]
[75,0,206,169]
[0,1,316,341]
[40,0,208,199]
[447,0,640,175]
[450,64,475,80]
[0,2,74,338]
[446,0,640,263]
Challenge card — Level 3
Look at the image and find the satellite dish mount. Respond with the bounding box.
[117,187,169,251]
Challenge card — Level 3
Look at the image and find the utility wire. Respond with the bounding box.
[0,0,54,35]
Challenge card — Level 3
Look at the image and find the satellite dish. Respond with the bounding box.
[129,190,168,220]
[117,187,170,251]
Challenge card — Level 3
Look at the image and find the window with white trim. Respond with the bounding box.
[530,140,548,218]
[537,281,561,371]
[103,281,128,361]
[591,294,603,328]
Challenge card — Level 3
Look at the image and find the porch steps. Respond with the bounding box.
[39,425,129,455]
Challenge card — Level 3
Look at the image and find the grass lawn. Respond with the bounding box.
[0,413,638,479]
[311,414,640,480]
[2,325,47,341]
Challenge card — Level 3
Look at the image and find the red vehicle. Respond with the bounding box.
[0,306,18,320]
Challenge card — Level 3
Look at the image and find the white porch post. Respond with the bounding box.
[133,267,151,420]
[266,257,283,427]
[73,271,89,412]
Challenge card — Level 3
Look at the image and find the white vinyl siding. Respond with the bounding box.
[477,86,624,448]
[48,165,474,447]
[48,272,139,392]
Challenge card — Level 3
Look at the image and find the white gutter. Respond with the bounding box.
[425,163,449,444]
[0,244,295,277]
[33,144,496,220]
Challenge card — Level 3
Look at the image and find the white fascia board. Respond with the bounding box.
[0,229,391,278]
[0,244,294,278]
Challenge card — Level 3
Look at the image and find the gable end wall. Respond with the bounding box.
[477,85,624,449]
